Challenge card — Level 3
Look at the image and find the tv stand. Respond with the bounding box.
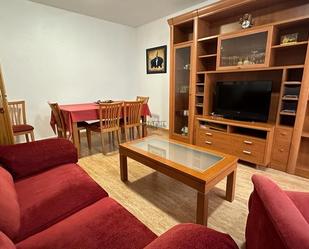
[195,115,275,166]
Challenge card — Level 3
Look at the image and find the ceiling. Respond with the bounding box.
[29,0,208,27]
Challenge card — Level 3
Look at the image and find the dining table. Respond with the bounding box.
[50,102,151,156]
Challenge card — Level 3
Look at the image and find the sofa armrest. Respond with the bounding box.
[144,224,238,249]
[0,232,15,249]
[0,138,78,179]
[247,174,309,249]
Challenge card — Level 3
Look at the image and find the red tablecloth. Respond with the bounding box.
[50,102,151,134]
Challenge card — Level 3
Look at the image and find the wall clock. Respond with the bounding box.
[239,13,253,29]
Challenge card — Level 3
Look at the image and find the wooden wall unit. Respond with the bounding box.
[168,0,309,178]
[0,66,14,145]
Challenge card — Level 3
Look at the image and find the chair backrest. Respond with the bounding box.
[136,96,149,104]
[124,101,143,127]
[48,102,66,138]
[98,102,123,131]
[8,100,26,126]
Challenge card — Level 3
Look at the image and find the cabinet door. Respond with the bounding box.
[171,44,193,140]
[217,27,272,70]
[0,67,14,145]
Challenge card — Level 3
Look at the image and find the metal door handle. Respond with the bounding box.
[243,150,252,155]
[244,140,253,145]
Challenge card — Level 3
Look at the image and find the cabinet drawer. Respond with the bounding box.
[232,136,266,164]
[197,129,230,152]
[271,142,290,170]
[271,128,292,170]
[274,127,293,143]
[198,129,225,138]
[233,147,265,164]
[232,135,266,153]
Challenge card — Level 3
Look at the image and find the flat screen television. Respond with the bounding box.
[213,81,272,122]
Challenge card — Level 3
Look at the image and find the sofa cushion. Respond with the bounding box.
[286,191,309,223]
[12,125,34,133]
[145,224,238,249]
[0,138,77,179]
[16,197,157,249]
[0,232,16,249]
[0,167,20,240]
[14,164,108,242]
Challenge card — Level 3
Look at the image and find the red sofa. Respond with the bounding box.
[246,174,309,249]
[0,138,238,249]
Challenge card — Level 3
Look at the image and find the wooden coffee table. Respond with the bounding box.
[119,136,238,225]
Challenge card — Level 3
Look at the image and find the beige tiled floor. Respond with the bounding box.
[78,128,309,248]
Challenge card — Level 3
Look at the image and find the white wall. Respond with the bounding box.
[135,0,217,128]
[0,0,217,139]
[0,0,137,139]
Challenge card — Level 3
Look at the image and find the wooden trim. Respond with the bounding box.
[276,69,288,125]
[189,17,198,144]
[200,65,304,74]
[271,41,308,49]
[167,10,198,26]
[0,66,14,145]
[173,40,193,48]
[197,0,254,19]
[286,42,309,174]
[169,25,175,139]
[196,116,275,132]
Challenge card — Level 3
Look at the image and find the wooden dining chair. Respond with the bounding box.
[48,102,87,141]
[122,101,143,142]
[8,100,35,142]
[136,96,149,104]
[48,102,67,138]
[86,102,122,154]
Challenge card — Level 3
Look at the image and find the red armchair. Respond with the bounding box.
[246,174,309,249]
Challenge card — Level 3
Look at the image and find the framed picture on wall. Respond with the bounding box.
[146,45,167,74]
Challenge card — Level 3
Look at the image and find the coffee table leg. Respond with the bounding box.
[226,169,236,202]
[196,192,208,226]
[141,116,147,137]
[72,122,80,157]
[120,154,128,181]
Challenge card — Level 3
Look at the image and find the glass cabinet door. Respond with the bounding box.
[218,28,271,69]
[173,46,191,137]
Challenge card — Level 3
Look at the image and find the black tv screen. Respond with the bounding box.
[213,81,272,122]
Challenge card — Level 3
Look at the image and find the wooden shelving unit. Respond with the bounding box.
[280,111,296,116]
[284,81,301,85]
[302,131,309,138]
[198,35,219,42]
[168,0,309,178]
[198,54,217,59]
[271,41,308,49]
[197,65,305,74]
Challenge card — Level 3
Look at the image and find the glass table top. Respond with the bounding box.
[130,137,224,172]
